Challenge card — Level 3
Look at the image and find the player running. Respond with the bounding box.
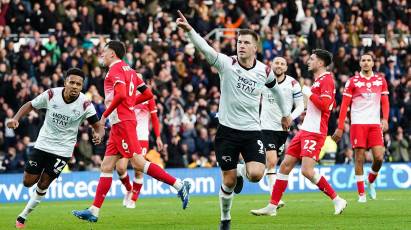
[7,68,105,229]
[332,53,389,202]
[72,41,190,223]
[250,56,304,214]
[116,96,164,208]
[177,11,291,230]
[251,49,347,216]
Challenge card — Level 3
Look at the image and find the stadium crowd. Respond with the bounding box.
[0,0,410,173]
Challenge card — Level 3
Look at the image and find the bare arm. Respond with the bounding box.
[7,101,34,129]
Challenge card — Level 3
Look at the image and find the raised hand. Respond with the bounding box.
[176,10,193,32]
[6,119,19,129]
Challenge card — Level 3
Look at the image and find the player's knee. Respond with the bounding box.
[301,168,314,179]
[37,181,50,190]
[247,171,264,182]
[23,179,36,188]
[224,179,236,188]
[100,164,114,173]
[279,162,292,174]
[116,166,127,176]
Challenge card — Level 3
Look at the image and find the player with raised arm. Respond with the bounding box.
[72,41,190,223]
[7,68,105,229]
[250,56,304,214]
[116,96,164,208]
[332,54,389,202]
[176,11,291,230]
[252,49,347,217]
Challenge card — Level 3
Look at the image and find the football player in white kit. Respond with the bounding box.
[177,11,291,230]
[7,68,105,229]
[251,57,304,214]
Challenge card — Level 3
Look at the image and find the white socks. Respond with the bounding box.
[89,205,100,217]
[173,178,183,191]
[219,184,234,221]
[236,164,248,180]
[266,168,276,194]
[19,186,47,219]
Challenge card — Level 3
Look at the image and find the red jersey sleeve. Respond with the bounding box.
[381,77,389,95]
[320,75,335,100]
[148,98,158,114]
[342,78,354,98]
[109,66,126,86]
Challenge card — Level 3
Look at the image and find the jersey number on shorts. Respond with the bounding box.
[303,140,317,152]
[122,139,130,153]
[53,158,67,173]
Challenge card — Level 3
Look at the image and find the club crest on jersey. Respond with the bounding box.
[366,82,372,88]
[72,109,81,117]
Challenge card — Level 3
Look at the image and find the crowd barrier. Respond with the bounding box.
[1,163,410,203]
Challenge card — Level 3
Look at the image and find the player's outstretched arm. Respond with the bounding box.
[176,10,219,67]
[6,101,34,129]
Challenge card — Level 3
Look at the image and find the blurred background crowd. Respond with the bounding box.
[0,0,410,173]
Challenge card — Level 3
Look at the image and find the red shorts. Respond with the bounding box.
[350,124,383,149]
[105,120,142,158]
[139,140,149,156]
[286,130,326,161]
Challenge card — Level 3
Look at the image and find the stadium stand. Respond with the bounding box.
[0,0,410,173]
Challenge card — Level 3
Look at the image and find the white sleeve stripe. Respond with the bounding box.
[342,93,352,97]
[150,110,157,113]
[320,94,332,99]
[137,83,145,88]
[381,91,389,94]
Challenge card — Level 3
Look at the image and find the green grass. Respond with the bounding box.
[1,190,410,230]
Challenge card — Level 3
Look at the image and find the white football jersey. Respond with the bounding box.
[215,54,277,131]
[260,75,303,131]
[31,87,97,158]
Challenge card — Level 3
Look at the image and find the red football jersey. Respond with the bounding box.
[104,60,145,124]
[343,72,389,125]
[301,72,336,135]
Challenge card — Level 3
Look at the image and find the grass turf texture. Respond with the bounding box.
[1,190,409,230]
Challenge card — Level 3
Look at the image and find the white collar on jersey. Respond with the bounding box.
[109,59,122,68]
[359,71,375,79]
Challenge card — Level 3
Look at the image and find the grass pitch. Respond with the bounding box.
[1,190,410,230]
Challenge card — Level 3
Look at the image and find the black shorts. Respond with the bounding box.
[25,148,70,178]
[262,130,289,154]
[215,125,266,171]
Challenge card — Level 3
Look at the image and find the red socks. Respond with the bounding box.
[270,173,289,205]
[316,176,337,200]
[93,174,113,208]
[131,181,143,202]
[145,162,176,186]
[120,174,132,191]
[368,171,378,184]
